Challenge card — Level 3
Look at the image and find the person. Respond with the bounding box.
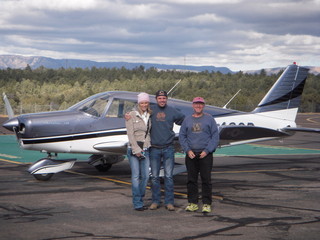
[148,90,185,211]
[125,92,152,211]
[179,97,219,213]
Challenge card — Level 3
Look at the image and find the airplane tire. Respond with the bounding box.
[95,163,112,172]
[33,173,54,181]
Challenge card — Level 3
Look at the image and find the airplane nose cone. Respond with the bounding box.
[2,117,19,131]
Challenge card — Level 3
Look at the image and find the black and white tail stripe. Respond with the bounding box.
[253,64,309,113]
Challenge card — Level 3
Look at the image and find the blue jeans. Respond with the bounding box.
[127,148,150,209]
[149,145,175,205]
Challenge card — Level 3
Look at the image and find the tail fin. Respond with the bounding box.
[252,63,309,121]
[3,93,14,119]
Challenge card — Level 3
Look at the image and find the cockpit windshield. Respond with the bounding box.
[70,93,138,118]
[73,96,109,117]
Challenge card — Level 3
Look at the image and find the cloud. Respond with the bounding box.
[0,0,319,71]
[18,0,98,11]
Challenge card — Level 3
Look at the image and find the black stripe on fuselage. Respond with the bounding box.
[21,130,127,145]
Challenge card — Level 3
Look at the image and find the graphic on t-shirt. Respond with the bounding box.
[156,112,166,121]
[192,122,202,133]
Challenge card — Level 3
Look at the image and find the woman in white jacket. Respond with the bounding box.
[125,92,152,211]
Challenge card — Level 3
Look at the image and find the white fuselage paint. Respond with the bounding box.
[20,129,129,154]
[215,108,298,130]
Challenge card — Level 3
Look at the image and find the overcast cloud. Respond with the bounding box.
[0,0,319,71]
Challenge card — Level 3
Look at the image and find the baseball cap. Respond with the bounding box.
[155,90,168,97]
[192,97,205,104]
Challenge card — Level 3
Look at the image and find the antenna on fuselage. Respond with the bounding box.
[167,79,182,97]
[223,89,241,109]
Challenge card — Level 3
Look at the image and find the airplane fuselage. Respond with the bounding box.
[7,92,295,155]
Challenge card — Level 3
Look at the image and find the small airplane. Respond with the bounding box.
[2,63,319,181]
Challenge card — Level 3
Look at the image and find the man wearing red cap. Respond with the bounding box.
[179,97,219,213]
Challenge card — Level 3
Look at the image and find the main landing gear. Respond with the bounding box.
[28,153,76,181]
[28,153,124,181]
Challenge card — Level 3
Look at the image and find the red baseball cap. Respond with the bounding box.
[192,97,205,104]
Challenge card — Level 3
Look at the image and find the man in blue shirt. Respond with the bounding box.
[149,90,185,211]
[179,97,219,213]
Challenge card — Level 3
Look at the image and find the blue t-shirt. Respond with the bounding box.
[150,104,184,146]
[179,113,219,154]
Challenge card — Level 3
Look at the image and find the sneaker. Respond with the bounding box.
[185,203,199,212]
[149,203,159,210]
[202,204,211,213]
[166,204,175,211]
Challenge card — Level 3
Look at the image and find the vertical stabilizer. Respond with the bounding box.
[252,64,309,119]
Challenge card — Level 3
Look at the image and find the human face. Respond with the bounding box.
[156,96,167,108]
[192,102,205,115]
[139,101,149,112]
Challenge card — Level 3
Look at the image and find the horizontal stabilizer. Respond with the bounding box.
[282,127,320,133]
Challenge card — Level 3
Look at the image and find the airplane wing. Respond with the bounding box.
[219,125,291,146]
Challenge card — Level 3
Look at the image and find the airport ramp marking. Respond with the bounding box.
[0,158,25,165]
[307,116,320,124]
[0,153,20,159]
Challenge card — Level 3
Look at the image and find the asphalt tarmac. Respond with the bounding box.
[0,113,320,240]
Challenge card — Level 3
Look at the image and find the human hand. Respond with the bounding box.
[199,151,207,159]
[124,112,131,121]
[135,152,145,160]
[187,150,195,159]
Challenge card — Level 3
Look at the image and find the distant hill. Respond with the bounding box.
[0,55,233,74]
[1,55,318,75]
[244,66,320,75]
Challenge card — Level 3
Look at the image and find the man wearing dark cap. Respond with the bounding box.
[149,90,185,211]
[179,97,219,213]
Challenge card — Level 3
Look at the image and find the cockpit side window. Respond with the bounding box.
[106,99,136,118]
[77,97,108,117]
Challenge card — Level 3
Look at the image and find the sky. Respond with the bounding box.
[0,0,319,71]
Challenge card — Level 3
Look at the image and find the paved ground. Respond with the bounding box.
[0,113,320,240]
